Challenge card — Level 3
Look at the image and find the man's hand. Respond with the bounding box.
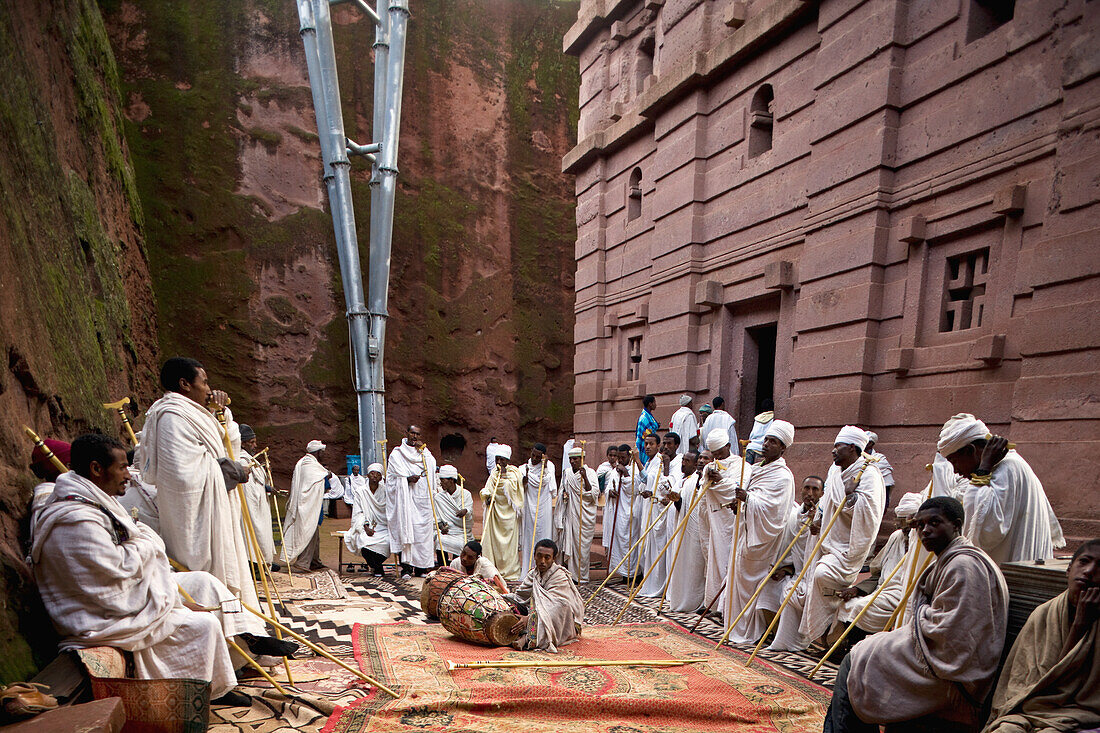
[407,475,419,486]
[810,519,822,535]
[522,473,529,488]
[1075,586,1100,630]
[735,487,747,503]
[510,615,528,635]
[640,489,653,499]
[365,526,375,536]
[837,587,860,601]
[207,389,230,409]
[771,565,794,581]
[608,489,619,500]
[457,508,469,518]
[978,435,1010,473]
[706,465,722,482]
[439,523,449,535]
[668,491,681,503]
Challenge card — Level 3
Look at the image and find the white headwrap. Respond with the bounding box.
[679,394,692,407]
[894,492,923,518]
[834,426,868,451]
[764,419,795,447]
[366,462,383,475]
[705,428,730,451]
[438,465,458,480]
[937,413,989,457]
[567,447,583,458]
[497,444,512,460]
[306,440,326,453]
[865,431,879,445]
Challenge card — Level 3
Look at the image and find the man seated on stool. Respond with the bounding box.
[449,540,509,595]
[31,434,296,707]
[504,539,585,652]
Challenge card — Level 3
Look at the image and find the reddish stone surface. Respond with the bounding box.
[0,697,125,733]
[564,0,1100,545]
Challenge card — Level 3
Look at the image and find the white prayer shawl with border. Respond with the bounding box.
[137,391,256,609]
[639,457,674,596]
[282,453,328,562]
[511,563,585,652]
[666,472,707,612]
[519,460,557,578]
[719,456,794,643]
[759,503,815,614]
[480,465,524,580]
[838,527,909,632]
[597,461,617,550]
[385,441,438,569]
[344,479,391,556]
[702,455,750,605]
[609,464,644,578]
[239,449,275,564]
[559,465,598,583]
[118,467,160,535]
[434,486,473,556]
[701,411,738,453]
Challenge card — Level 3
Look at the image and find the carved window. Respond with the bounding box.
[627,167,642,221]
[966,0,1015,43]
[940,248,989,333]
[627,335,643,381]
[635,36,654,96]
[748,85,774,158]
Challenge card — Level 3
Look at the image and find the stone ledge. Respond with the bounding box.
[0,697,125,733]
[563,0,638,56]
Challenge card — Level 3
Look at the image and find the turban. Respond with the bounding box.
[865,431,878,445]
[31,439,71,469]
[937,413,989,457]
[764,420,795,447]
[568,447,583,457]
[306,440,326,453]
[438,465,458,480]
[835,426,868,451]
[366,462,384,475]
[679,394,692,407]
[699,404,714,415]
[705,428,730,451]
[238,423,256,442]
[497,444,512,460]
[894,492,923,518]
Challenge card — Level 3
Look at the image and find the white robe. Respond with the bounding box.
[838,528,909,632]
[759,503,815,614]
[434,486,473,557]
[608,463,644,578]
[870,450,894,487]
[480,466,524,580]
[519,460,557,578]
[638,457,675,596]
[385,441,438,569]
[559,465,598,583]
[509,563,585,652]
[719,457,794,643]
[239,450,275,564]
[344,479,391,557]
[701,410,738,452]
[282,453,328,563]
[665,472,707,612]
[701,455,751,607]
[669,407,700,454]
[597,461,617,550]
[118,467,160,535]
[770,458,885,650]
[31,472,260,698]
[746,412,773,454]
[137,392,256,610]
[449,554,504,586]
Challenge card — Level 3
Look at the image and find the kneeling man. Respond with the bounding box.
[32,434,295,706]
[505,539,585,652]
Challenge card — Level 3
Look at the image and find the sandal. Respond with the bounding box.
[0,682,58,719]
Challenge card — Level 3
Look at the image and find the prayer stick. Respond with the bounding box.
[691,584,726,633]
[22,426,68,474]
[722,441,751,637]
[884,553,934,632]
[226,638,289,696]
[241,603,399,698]
[481,466,503,544]
[377,440,388,474]
[446,658,702,670]
[886,478,935,630]
[714,513,814,648]
[527,457,548,573]
[583,497,677,607]
[102,397,139,446]
[419,446,450,566]
[809,557,909,677]
[264,451,295,588]
[604,467,624,564]
[658,472,711,612]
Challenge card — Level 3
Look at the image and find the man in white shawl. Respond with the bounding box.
[719,420,795,642]
[836,491,922,638]
[137,358,256,611]
[700,396,737,458]
[700,428,750,616]
[665,451,707,612]
[434,465,472,562]
[386,425,438,576]
[33,434,296,707]
[344,463,391,575]
[238,424,275,569]
[608,445,645,581]
[937,413,1064,564]
[485,438,504,476]
[638,432,680,596]
[559,447,598,583]
[827,497,1008,733]
[283,440,332,572]
[506,539,585,652]
[760,475,824,616]
[597,445,619,559]
[864,431,895,505]
[770,426,885,651]
[669,395,700,454]
[481,446,524,580]
[744,401,775,465]
[519,443,557,578]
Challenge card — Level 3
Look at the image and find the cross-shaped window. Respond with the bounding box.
[940,248,989,333]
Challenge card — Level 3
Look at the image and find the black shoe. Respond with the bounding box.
[240,633,298,658]
[270,563,281,572]
[212,690,252,707]
[694,606,708,615]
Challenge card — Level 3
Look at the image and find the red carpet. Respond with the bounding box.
[323,621,828,732]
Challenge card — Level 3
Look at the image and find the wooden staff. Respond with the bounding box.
[241,602,398,697]
[658,471,704,613]
[583,496,678,606]
[883,552,934,632]
[809,557,909,677]
[745,460,873,666]
[22,426,67,474]
[377,440,388,474]
[418,446,450,565]
[604,462,624,565]
[481,465,505,544]
[715,512,814,647]
[526,457,548,573]
[103,397,139,446]
[263,451,294,588]
[886,476,936,630]
[446,658,702,671]
[576,440,588,579]
[722,440,750,634]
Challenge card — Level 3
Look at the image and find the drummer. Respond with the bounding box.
[505,539,585,652]
[449,540,509,595]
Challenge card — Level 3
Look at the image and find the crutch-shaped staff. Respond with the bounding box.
[583,497,680,607]
[377,440,388,474]
[103,397,139,446]
[721,441,751,631]
[526,456,548,573]
[882,552,934,632]
[22,426,67,474]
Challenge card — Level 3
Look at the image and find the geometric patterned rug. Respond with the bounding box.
[323,621,829,732]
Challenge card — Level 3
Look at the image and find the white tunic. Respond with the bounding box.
[838,528,909,632]
[669,407,700,455]
[559,465,599,583]
[239,450,275,564]
[519,459,557,578]
[434,486,473,557]
[282,453,328,563]
[597,461,617,550]
[638,457,675,596]
[701,410,738,453]
[701,455,751,606]
[665,472,707,612]
[609,463,644,578]
[385,440,438,569]
[344,478,391,557]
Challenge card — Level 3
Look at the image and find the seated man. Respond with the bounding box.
[31,434,295,707]
[825,497,1008,733]
[983,538,1100,733]
[505,539,585,652]
[449,540,509,595]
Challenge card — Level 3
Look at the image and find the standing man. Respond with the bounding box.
[635,395,660,466]
[343,464,367,511]
[386,425,438,577]
[239,424,276,571]
[481,446,524,581]
[344,463,390,576]
[560,433,576,484]
[434,465,473,564]
[863,431,895,506]
[138,358,255,609]
[283,440,331,572]
[720,420,795,643]
[744,399,774,465]
[519,444,556,577]
[937,413,1064,564]
[700,429,751,618]
[701,396,737,456]
[485,437,504,477]
[609,444,644,581]
[597,445,619,561]
[669,395,700,454]
[560,447,598,583]
[637,432,670,596]
[770,426,885,652]
[665,451,706,612]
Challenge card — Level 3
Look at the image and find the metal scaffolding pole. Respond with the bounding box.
[295,0,408,464]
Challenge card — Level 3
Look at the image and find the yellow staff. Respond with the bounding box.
[883,553,935,632]
[481,464,505,544]
[22,426,68,474]
[103,397,139,446]
[527,456,548,573]
[377,439,388,474]
[262,450,295,588]
[419,446,450,565]
[584,496,679,606]
[722,440,750,633]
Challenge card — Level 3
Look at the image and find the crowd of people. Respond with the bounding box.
[20,361,1100,731]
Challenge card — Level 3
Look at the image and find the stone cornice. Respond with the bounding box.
[563,0,640,56]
